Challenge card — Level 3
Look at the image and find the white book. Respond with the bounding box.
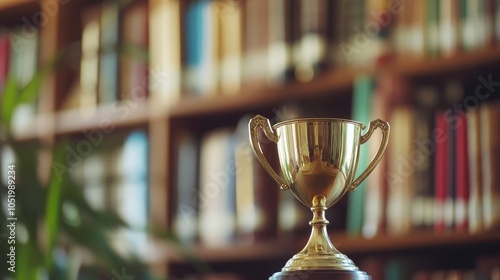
[386,106,414,236]
[198,128,236,247]
[467,110,483,233]
[82,152,106,211]
[149,0,181,106]
[112,131,149,254]
[479,102,500,230]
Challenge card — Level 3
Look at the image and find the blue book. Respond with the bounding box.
[118,131,149,251]
[184,0,216,95]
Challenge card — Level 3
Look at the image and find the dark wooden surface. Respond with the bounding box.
[269,270,371,280]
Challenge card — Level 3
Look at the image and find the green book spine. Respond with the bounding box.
[426,0,440,57]
[346,75,375,235]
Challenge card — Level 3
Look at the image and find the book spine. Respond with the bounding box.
[496,0,500,43]
[386,106,414,235]
[412,87,439,231]
[114,131,149,253]
[362,75,395,238]
[149,0,181,105]
[219,0,242,95]
[466,109,483,233]
[426,0,441,57]
[444,110,456,231]
[184,0,218,95]
[242,0,269,86]
[80,6,101,112]
[454,110,469,232]
[198,128,236,247]
[460,0,476,51]
[409,0,426,57]
[347,75,375,236]
[99,1,120,104]
[293,0,328,82]
[120,1,149,102]
[173,132,199,244]
[479,101,500,230]
[440,0,459,56]
[267,0,290,86]
[486,0,496,46]
[434,110,448,233]
[0,33,9,91]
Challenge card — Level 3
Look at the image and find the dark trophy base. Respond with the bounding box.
[270,270,371,280]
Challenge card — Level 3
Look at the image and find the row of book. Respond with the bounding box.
[6,0,500,113]
[347,74,500,237]
[66,0,149,111]
[150,0,500,103]
[391,0,500,59]
[172,76,500,246]
[172,114,321,247]
[360,254,500,280]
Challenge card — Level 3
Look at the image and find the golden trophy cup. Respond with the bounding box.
[249,115,389,280]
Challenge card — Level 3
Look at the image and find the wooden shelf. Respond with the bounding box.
[168,238,297,264]
[331,230,500,254]
[0,0,36,11]
[10,47,500,140]
[385,47,500,78]
[11,102,152,140]
[0,0,38,21]
[169,47,500,119]
[169,68,360,119]
[168,231,500,264]
[10,113,53,141]
[55,101,151,135]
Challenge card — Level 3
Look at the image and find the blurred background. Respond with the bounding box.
[1,0,500,279]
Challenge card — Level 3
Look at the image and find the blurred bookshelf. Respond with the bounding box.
[1,0,500,279]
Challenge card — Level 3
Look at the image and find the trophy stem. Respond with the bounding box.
[282,195,359,271]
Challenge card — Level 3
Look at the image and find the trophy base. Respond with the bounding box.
[269,270,371,280]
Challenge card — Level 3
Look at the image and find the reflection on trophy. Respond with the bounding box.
[249,115,389,280]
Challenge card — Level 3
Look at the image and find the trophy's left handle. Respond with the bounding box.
[248,115,290,190]
[350,119,390,191]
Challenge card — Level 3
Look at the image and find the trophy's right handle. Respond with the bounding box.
[248,115,290,190]
[350,119,390,191]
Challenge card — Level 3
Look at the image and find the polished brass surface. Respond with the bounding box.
[249,115,390,271]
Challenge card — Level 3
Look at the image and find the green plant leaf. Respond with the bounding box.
[16,242,41,280]
[1,73,20,126]
[44,141,68,269]
[61,178,129,231]
[62,221,127,269]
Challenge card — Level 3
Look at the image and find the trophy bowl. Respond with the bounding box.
[248,115,389,276]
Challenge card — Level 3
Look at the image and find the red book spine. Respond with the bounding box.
[455,111,469,232]
[434,110,448,233]
[0,34,10,88]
